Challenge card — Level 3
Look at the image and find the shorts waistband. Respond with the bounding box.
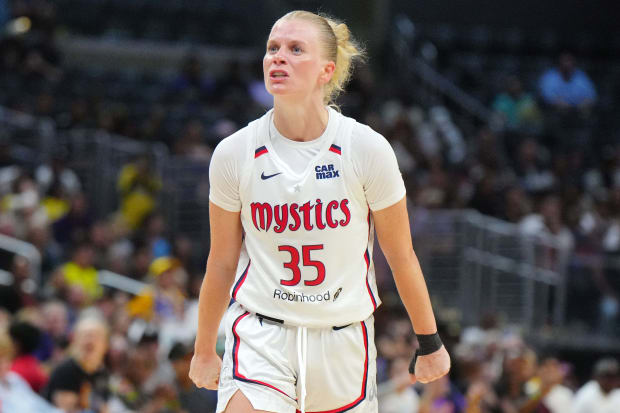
[256,313,351,331]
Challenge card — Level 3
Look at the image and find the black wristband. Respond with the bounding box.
[416,332,443,356]
[408,332,443,374]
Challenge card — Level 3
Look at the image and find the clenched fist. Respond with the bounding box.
[189,353,222,390]
[410,345,451,384]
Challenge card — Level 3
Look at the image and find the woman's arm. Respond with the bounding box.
[372,197,450,383]
[189,201,243,389]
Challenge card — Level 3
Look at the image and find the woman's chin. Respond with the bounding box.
[267,85,291,96]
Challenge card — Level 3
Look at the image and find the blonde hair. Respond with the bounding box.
[279,10,365,106]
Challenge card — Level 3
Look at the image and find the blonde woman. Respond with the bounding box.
[190,10,450,413]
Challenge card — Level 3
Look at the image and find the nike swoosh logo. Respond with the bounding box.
[261,172,282,180]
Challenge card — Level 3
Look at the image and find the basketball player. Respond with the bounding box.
[189,10,451,413]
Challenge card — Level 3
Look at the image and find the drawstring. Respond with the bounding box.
[297,326,308,413]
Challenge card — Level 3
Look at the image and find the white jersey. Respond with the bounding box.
[210,108,405,327]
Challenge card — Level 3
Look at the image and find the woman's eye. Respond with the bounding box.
[268,45,278,53]
[292,46,302,54]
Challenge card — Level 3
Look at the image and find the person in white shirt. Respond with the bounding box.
[189,10,450,413]
[571,358,620,413]
[0,331,62,413]
[378,357,420,413]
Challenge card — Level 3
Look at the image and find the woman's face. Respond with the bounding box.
[74,322,108,367]
[263,18,334,101]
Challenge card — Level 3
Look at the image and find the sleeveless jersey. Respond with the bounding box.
[230,109,381,327]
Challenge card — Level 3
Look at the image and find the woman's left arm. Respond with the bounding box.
[372,196,451,383]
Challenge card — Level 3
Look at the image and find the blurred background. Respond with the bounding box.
[0,0,619,412]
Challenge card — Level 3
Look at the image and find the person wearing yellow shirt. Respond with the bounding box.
[117,156,162,231]
[127,257,186,322]
[51,244,102,308]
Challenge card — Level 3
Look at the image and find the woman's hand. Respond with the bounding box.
[189,352,223,390]
[410,345,451,384]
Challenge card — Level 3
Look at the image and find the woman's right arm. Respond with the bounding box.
[189,201,243,390]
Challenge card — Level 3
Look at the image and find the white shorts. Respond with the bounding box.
[217,302,378,413]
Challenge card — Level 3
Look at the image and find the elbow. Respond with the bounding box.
[385,248,417,272]
[206,260,236,276]
[205,252,240,276]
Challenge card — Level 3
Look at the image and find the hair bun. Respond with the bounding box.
[334,23,350,44]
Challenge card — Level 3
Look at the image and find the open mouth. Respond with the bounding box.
[270,70,288,78]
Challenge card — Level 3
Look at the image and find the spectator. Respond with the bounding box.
[27,218,63,278]
[168,341,217,413]
[51,243,102,308]
[141,212,172,259]
[1,171,47,239]
[418,375,464,413]
[520,194,575,251]
[52,192,93,247]
[169,54,215,103]
[494,348,538,411]
[172,234,200,276]
[117,154,161,231]
[8,320,47,392]
[502,186,531,223]
[35,150,81,198]
[464,379,496,413]
[0,330,62,413]
[513,138,555,195]
[542,360,575,413]
[571,358,620,413]
[127,243,153,280]
[539,53,597,110]
[469,171,504,217]
[521,357,573,413]
[36,300,70,363]
[173,118,213,160]
[493,76,542,132]
[0,255,37,314]
[429,106,466,165]
[127,256,189,353]
[111,330,175,411]
[44,314,110,413]
[378,357,420,413]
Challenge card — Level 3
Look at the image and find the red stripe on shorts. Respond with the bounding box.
[231,312,295,400]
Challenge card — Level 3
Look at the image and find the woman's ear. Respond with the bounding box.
[319,61,336,85]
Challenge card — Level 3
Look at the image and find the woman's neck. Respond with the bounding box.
[272,96,329,142]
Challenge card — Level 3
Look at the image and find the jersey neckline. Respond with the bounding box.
[263,107,340,181]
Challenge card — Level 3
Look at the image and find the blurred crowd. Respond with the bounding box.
[1,141,216,412]
[371,50,620,334]
[374,313,620,413]
[1,0,620,412]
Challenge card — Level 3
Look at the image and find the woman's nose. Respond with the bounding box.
[272,51,286,64]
